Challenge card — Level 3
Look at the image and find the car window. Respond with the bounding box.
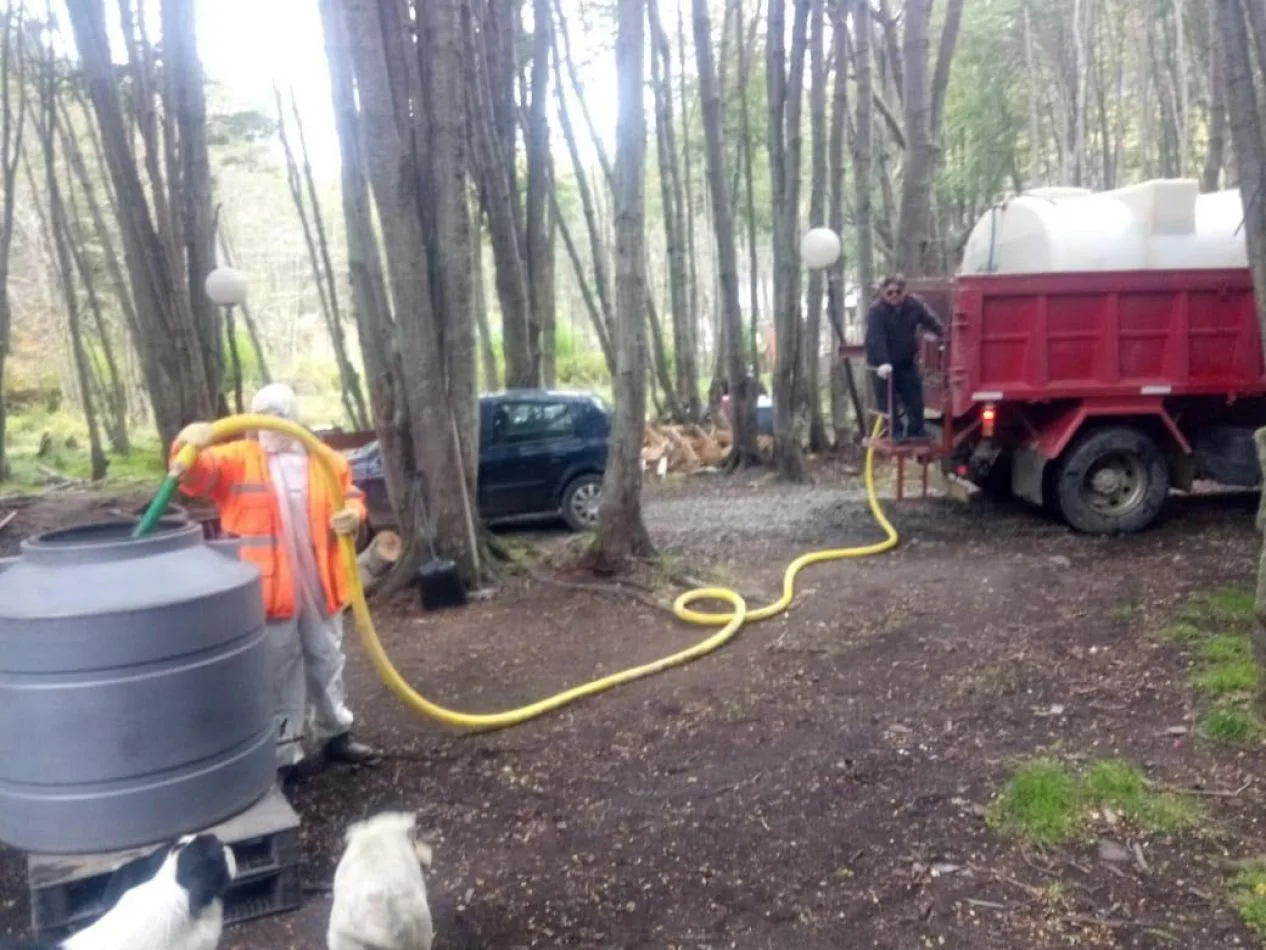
[491,402,575,445]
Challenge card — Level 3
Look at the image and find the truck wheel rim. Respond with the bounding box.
[1082,452,1146,516]
[571,483,602,526]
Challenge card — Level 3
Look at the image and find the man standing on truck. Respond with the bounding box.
[865,274,944,442]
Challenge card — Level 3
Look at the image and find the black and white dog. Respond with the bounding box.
[1,833,237,950]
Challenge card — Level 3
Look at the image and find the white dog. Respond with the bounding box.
[327,812,434,950]
[1,833,237,950]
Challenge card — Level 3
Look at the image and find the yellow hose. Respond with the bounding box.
[175,414,897,732]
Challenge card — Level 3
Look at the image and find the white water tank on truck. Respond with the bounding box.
[960,179,1247,275]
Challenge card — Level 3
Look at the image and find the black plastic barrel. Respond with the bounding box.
[0,519,274,854]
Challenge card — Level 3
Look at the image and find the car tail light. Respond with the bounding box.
[981,404,997,438]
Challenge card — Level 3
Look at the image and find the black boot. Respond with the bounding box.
[323,732,380,765]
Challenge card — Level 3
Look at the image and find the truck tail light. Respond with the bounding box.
[981,404,997,438]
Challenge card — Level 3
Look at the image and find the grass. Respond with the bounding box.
[988,758,1196,846]
[1229,865,1266,939]
[2,408,165,492]
[1161,588,1264,746]
[1201,707,1263,743]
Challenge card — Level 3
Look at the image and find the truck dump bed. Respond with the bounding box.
[947,269,1265,417]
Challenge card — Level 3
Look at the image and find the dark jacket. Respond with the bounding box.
[865,294,944,367]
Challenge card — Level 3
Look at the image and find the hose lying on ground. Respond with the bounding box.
[139,415,897,731]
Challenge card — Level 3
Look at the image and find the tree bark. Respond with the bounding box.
[66,0,217,450]
[0,0,26,480]
[852,0,876,304]
[803,0,828,453]
[585,0,655,572]
[523,0,551,381]
[162,0,222,410]
[1202,0,1227,192]
[737,0,763,374]
[649,0,700,422]
[470,0,534,388]
[289,89,368,428]
[339,0,480,584]
[42,41,106,480]
[766,0,810,480]
[694,0,759,466]
[472,208,501,390]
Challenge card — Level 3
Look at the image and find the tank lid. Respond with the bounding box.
[20,519,205,565]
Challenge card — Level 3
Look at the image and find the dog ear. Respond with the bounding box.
[174,835,234,917]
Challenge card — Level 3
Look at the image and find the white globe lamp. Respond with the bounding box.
[205,267,248,307]
[799,227,842,270]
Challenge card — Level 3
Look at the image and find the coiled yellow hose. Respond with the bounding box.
[168,414,896,731]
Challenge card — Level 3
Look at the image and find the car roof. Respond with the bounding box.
[480,389,600,404]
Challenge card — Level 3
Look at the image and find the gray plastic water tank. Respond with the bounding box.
[0,519,274,854]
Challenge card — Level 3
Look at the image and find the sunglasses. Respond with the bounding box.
[884,288,903,298]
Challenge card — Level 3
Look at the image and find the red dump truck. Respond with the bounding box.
[890,181,1266,535]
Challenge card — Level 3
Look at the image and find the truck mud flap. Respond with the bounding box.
[1011,447,1048,508]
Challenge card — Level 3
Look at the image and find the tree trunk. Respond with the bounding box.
[66,0,217,450]
[852,0,876,304]
[162,0,222,411]
[0,0,27,480]
[586,0,654,572]
[1202,1,1228,191]
[523,0,551,380]
[470,0,534,388]
[472,209,501,390]
[340,0,480,584]
[42,47,107,480]
[649,0,700,422]
[320,0,413,544]
[766,0,810,481]
[676,3,702,395]
[290,90,368,428]
[737,0,763,375]
[694,0,759,466]
[803,0,829,453]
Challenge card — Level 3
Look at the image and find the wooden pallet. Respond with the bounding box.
[27,785,302,937]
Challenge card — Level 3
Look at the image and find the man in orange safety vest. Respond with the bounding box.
[171,383,379,783]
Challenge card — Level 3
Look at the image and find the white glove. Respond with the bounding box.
[171,422,214,476]
[330,507,361,537]
[876,363,893,380]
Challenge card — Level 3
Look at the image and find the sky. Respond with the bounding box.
[191,0,622,184]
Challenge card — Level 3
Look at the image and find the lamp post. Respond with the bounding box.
[205,267,248,413]
[799,227,866,442]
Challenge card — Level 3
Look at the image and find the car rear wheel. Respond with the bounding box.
[1054,426,1168,535]
[561,474,603,532]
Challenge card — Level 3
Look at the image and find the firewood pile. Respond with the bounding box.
[641,424,730,474]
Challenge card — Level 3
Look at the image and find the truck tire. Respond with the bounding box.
[1053,426,1169,535]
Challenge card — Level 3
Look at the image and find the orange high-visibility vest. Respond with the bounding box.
[174,439,367,620]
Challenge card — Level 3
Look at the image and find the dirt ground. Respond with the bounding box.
[3,462,1266,948]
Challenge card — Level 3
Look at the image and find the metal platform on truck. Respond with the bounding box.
[26,785,302,938]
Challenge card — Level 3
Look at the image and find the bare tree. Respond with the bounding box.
[333,0,480,584]
[803,0,828,453]
[274,85,367,429]
[767,0,810,481]
[737,0,762,371]
[649,0,700,422]
[41,21,106,479]
[65,0,219,448]
[524,0,551,382]
[852,0,876,308]
[694,0,759,467]
[586,0,654,571]
[894,0,964,276]
[1202,1,1227,191]
[0,0,26,479]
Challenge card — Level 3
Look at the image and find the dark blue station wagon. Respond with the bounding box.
[346,390,611,533]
